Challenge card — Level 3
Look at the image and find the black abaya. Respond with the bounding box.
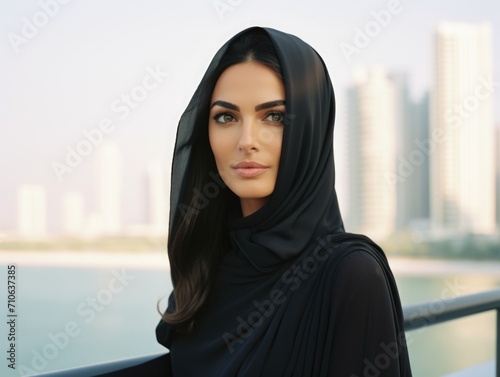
[156,26,412,376]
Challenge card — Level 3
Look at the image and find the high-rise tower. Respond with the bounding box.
[97,142,122,234]
[431,22,495,235]
[348,67,397,240]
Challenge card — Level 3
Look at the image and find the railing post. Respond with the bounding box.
[497,308,499,377]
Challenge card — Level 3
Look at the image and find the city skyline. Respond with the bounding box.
[9,16,500,240]
[1,1,499,239]
[345,21,499,240]
[12,141,168,238]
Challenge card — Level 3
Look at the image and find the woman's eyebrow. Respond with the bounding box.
[210,99,286,112]
[210,100,239,111]
[255,100,285,111]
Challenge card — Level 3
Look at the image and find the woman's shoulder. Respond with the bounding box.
[336,244,385,274]
[337,248,386,283]
[320,240,391,294]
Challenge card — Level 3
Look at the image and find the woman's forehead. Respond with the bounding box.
[211,62,285,106]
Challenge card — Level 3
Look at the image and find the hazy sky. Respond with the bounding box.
[1,0,499,232]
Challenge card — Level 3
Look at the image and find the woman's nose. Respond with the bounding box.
[238,121,259,153]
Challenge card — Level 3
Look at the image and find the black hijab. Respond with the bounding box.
[156,26,412,376]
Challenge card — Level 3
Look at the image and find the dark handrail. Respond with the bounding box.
[403,288,500,377]
[35,352,168,376]
[403,288,500,330]
[36,289,500,377]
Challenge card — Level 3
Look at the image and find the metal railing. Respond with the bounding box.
[37,289,500,376]
[36,352,168,376]
[403,288,500,377]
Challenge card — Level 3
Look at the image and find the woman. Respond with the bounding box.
[157,26,412,376]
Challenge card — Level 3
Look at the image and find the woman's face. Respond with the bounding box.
[209,61,285,217]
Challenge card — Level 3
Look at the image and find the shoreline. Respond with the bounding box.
[0,251,500,275]
[0,250,170,270]
[387,257,500,276]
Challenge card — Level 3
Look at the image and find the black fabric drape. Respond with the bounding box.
[156,26,412,376]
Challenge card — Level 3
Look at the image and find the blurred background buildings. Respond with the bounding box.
[12,142,168,240]
[431,22,495,236]
[2,18,499,252]
[345,21,498,247]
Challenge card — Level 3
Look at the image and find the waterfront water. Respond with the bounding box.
[0,252,499,377]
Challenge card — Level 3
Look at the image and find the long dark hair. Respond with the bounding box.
[162,29,283,332]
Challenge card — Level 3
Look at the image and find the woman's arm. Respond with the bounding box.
[329,249,411,376]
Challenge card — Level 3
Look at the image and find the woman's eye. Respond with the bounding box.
[214,113,236,124]
[265,111,284,123]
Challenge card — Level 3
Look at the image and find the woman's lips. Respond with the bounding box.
[232,161,269,177]
[233,167,268,177]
